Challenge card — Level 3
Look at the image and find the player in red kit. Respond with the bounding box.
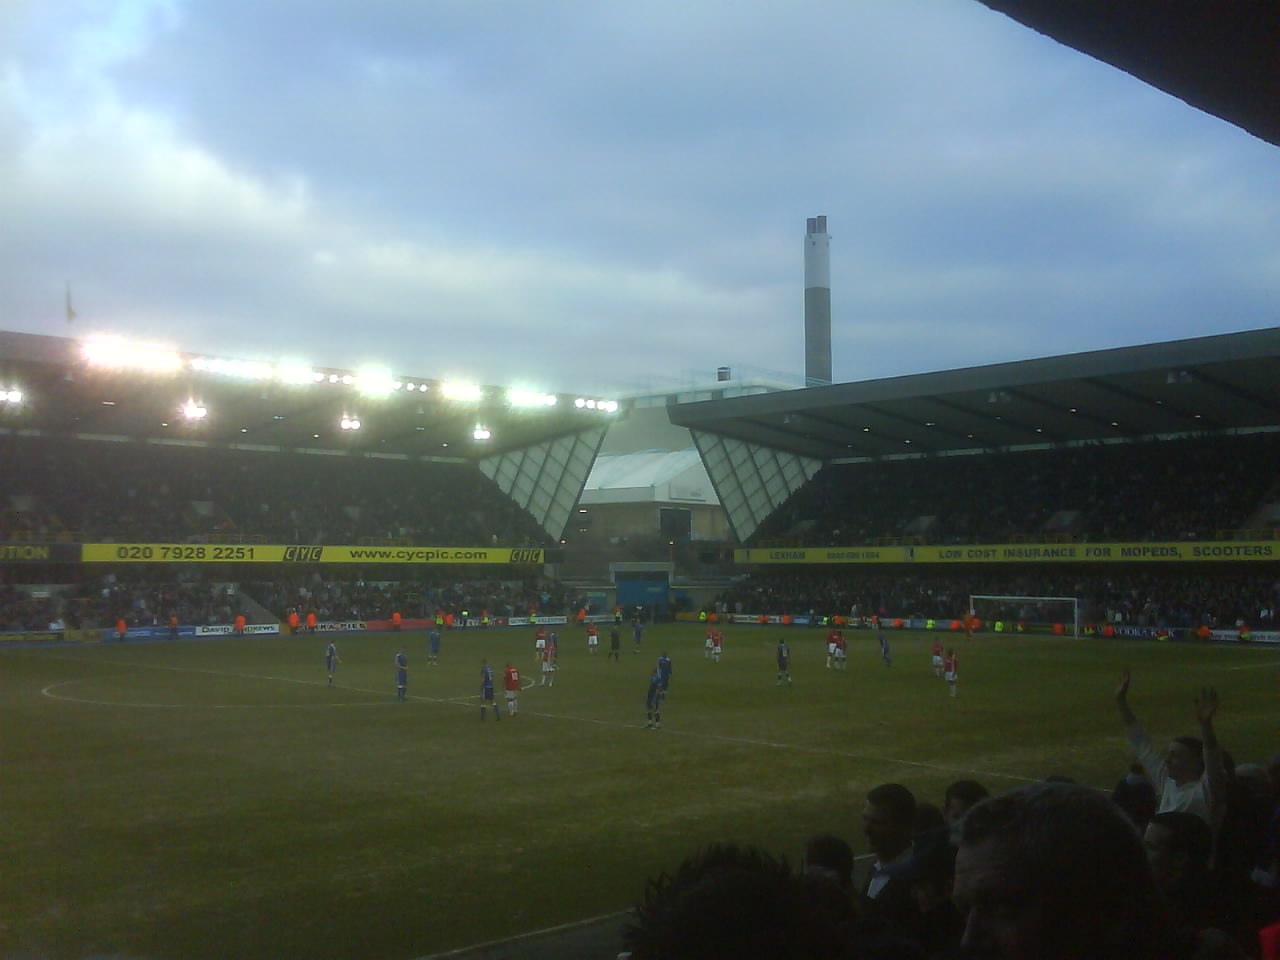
[711,629,723,663]
[503,662,521,716]
[932,638,944,678]
[534,626,547,664]
[944,648,958,697]
[826,628,843,669]
[704,625,716,659]
[586,622,599,654]
[540,633,557,686]
[834,631,847,670]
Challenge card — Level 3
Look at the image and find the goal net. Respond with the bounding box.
[968,595,1081,638]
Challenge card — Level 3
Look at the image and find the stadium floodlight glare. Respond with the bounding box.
[181,401,208,421]
[574,397,586,408]
[507,389,558,409]
[190,357,272,380]
[355,366,396,398]
[339,417,362,431]
[81,336,182,374]
[3,389,22,404]
[472,426,492,440]
[602,400,618,413]
[276,364,318,385]
[441,381,482,403]
[327,374,340,384]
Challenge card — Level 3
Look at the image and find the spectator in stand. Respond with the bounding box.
[1144,812,1236,942]
[954,781,1180,960]
[1115,672,1226,823]
[621,843,857,960]
[802,833,854,893]
[1113,761,1159,832]
[860,783,920,937]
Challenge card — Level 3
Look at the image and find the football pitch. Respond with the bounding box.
[4,624,1277,960]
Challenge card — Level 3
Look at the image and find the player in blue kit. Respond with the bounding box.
[325,641,341,687]
[395,651,408,701]
[776,639,792,686]
[428,629,441,665]
[480,660,500,721]
[645,667,665,729]
[657,652,673,691]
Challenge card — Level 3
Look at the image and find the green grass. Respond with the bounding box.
[3,625,1277,959]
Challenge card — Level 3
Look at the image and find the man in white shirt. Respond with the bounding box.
[1114,670,1225,825]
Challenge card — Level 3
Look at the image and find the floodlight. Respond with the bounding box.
[341,374,354,385]
[602,400,618,413]
[81,336,182,374]
[190,357,271,380]
[507,389,558,409]
[339,417,361,431]
[585,399,597,409]
[473,427,491,441]
[355,367,396,397]
[574,398,586,408]
[441,381,482,402]
[3,389,22,404]
[181,401,208,421]
[276,364,318,385]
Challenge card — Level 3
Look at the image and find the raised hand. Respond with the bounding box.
[1115,669,1131,702]
[1194,686,1219,726]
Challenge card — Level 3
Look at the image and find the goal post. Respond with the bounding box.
[968,595,1081,638]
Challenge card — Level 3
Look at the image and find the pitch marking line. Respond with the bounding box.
[414,848,873,960]
[40,679,396,709]
[29,651,1043,784]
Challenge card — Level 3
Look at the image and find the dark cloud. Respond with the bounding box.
[2,0,1277,392]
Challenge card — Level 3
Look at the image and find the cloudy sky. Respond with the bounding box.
[2,1,1277,396]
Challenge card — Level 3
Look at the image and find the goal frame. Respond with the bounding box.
[968,595,1081,639]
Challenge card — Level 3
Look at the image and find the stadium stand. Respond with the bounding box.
[752,432,1280,548]
[714,569,1280,630]
[0,434,548,547]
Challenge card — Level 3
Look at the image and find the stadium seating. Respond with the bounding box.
[0,434,547,546]
[755,432,1280,546]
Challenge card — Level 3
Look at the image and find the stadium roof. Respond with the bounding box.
[581,449,718,506]
[667,328,1280,462]
[975,0,1280,148]
[0,330,617,460]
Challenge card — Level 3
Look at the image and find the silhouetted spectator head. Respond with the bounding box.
[622,843,855,960]
[803,833,853,891]
[912,800,944,837]
[905,827,957,913]
[1144,811,1212,892]
[864,783,917,863]
[955,782,1172,960]
[942,779,989,824]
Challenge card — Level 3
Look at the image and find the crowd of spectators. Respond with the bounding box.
[0,573,581,631]
[756,432,1280,547]
[247,574,576,622]
[0,584,63,632]
[621,679,1280,958]
[0,435,546,546]
[715,569,1280,629]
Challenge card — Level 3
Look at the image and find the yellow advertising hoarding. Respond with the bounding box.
[80,544,544,564]
[735,541,1278,565]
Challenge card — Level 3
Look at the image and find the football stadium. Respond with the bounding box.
[6,5,1280,960]
[4,323,1280,960]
